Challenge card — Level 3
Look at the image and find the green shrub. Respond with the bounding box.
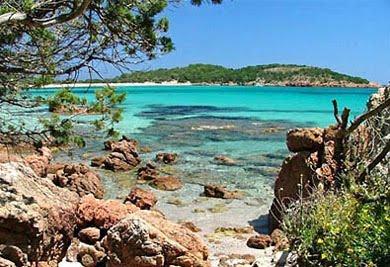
[283,176,390,267]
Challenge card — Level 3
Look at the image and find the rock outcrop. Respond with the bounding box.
[91,137,141,172]
[104,210,210,267]
[203,184,243,199]
[51,163,104,199]
[269,127,339,231]
[124,187,157,210]
[0,163,79,264]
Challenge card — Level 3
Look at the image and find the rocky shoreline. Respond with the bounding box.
[0,87,385,267]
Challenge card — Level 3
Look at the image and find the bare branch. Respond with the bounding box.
[347,96,390,135]
[358,139,390,182]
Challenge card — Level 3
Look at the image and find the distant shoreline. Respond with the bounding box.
[41,81,379,89]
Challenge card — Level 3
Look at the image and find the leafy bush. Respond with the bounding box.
[283,172,390,267]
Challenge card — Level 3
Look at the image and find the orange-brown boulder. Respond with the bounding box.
[77,195,139,230]
[203,184,243,199]
[269,152,318,231]
[92,137,141,172]
[124,187,157,210]
[247,234,272,249]
[0,163,79,264]
[24,147,52,177]
[104,210,210,267]
[136,162,158,181]
[52,163,104,198]
[78,227,101,245]
[286,128,323,152]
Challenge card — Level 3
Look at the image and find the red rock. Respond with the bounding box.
[24,147,52,177]
[52,163,104,199]
[136,162,158,181]
[152,176,183,191]
[246,234,272,249]
[155,152,178,164]
[93,137,141,172]
[103,151,140,172]
[203,184,243,199]
[286,128,323,152]
[104,136,138,152]
[104,210,210,267]
[78,227,101,245]
[46,162,65,175]
[77,195,139,230]
[274,152,317,204]
[124,187,157,210]
[0,163,79,264]
[269,152,318,231]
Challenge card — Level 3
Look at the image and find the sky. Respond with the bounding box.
[96,0,390,84]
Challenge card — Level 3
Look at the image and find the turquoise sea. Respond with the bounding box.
[32,86,376,198]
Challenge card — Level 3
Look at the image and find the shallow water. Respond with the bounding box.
[30,86,375,198]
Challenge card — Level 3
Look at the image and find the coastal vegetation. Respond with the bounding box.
[280,89,390,266]
[112,63,372,86]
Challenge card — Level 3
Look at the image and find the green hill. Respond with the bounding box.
[112,64,374,87]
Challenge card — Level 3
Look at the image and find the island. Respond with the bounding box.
[109,63,379,88]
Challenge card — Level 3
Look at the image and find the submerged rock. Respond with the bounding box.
[203,184,244,199]
[151,176,183,191]
[213,155,236,166]
[155,152,178,164]
[0,163,79,264]
[104,210,210,267]
[124,187,157,210]
[52,163,104,199]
